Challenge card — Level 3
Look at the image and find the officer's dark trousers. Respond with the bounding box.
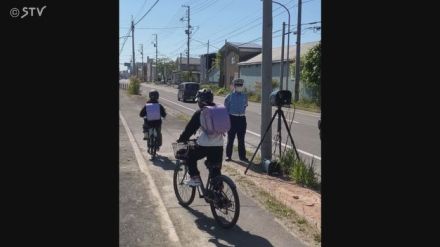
[226,115,247,159]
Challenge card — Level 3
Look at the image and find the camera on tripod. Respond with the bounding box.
[270,90,292,107]
[245,89,301,175]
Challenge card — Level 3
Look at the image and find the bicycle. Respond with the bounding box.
[172,140,240,229]
[146,127,159,159]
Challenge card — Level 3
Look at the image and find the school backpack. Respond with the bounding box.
[145,103,161,121]
[200,104,231,135]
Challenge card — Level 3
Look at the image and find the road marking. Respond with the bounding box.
[276,115,300,124]
[160,97,196,112]
[120,112,181,245]
[152,91,320,160]
[141,83,320,118]
[279,109,320,118]
[246,130,321,160]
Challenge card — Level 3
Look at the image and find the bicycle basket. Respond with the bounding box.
[172,142,190,160]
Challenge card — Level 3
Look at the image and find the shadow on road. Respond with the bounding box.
[230,159,264,174]
[150,155,176,171]
[180,100,197,104]
[184,206,274,247]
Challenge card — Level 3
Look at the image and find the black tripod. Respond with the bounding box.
[245,105,300,174]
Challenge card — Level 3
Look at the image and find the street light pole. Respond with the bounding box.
[294,0,302,101]
[272,1,290,90]
[279,22,286,89]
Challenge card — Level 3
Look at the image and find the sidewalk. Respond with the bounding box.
[120,86,321,241]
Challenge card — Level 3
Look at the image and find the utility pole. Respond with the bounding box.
[164,65,166,82]
[180,53,182,82]
[146,56,150,81]
[206,40,209,83]
[153,34,158,81]
[294,0,302,101]
[139,44,144,81]
[279,22,286,90]
[182,5,191,78]
[131,16,136,77]
[261,0,273,161]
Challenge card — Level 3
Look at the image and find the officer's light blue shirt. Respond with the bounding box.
[224,92,248,115]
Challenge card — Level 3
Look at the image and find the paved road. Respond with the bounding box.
[119,89,310,247]
[123,80,321,177]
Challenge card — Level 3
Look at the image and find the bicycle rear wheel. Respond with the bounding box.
[151,135,157,158]
[173,160,195,206]
[210,175,240,229]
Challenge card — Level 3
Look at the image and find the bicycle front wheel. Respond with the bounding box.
[173,160,195,207]
[210,175,240,229]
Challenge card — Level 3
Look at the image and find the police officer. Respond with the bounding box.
[224,79,249,162]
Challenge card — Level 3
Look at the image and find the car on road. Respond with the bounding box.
[177,82,199,102]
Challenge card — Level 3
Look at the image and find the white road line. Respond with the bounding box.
[280,109,320,118]
[160,97,196,112]
[141,83,320,118]
[245,130,321,160]
[160,94,319,160]
[276,116,300,124]
[120,112,181,245]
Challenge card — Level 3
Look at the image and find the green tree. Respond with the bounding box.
[128,76,140,95]
[214,51,222,69]
[290,56,305,79]
[272,79,279,90]
[182,71,195,81]
[301,43,321,105]
[214,51,225,87]
[156,58,176,82]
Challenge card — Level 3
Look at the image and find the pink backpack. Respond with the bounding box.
[145,103,161,121]
[200,104,231,135]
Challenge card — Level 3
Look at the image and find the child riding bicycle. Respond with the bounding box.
[176,88,230,187]
[139,89,166,150]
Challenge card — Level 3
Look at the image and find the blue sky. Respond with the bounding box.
[119,0,321,71]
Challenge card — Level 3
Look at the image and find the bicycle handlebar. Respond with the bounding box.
[176,139,197,144]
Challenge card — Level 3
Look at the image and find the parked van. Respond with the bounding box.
[177,82,199,102]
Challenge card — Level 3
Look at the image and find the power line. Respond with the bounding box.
[197,0,233,17]
[192,38,220,50]
[205,0,294,42]
[134,0,149,20]
[290,21,321,27]
[119,29,131,54]
[120,26,185,29]
[184,0,206,7]
[209,1,296,45]
[134,0,160,26]
[192,0,220,15]
[236,29,283,47]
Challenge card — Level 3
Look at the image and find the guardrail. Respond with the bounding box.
[119,83,129,90]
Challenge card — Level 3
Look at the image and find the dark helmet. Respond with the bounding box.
[196,88,213,105]
[149,90,159,100]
